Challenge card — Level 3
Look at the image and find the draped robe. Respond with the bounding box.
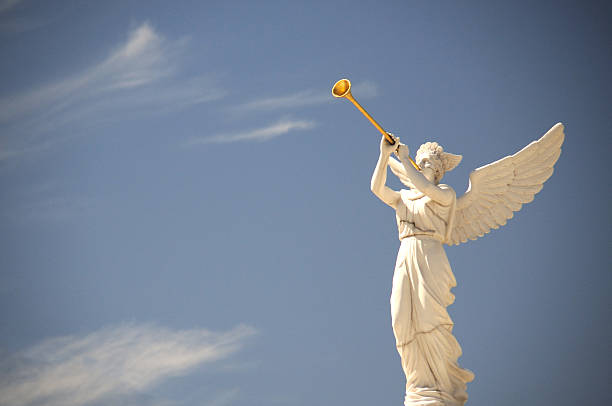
[391,187,474,406]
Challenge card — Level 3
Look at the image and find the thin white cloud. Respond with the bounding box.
[187,118,315,145]
[0,323,255,406]
[235,90,329,112]
[232,81,378,113]
[0,22,224,160]
[1,22,172,121]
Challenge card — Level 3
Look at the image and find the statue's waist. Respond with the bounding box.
[398,221,444,242]
[400,233,444,243]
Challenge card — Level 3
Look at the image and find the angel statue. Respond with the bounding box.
[370,123,565,406]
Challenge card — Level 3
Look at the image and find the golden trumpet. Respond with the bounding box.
[332,78,420,170]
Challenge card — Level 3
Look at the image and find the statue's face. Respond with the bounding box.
[417,153,443,184]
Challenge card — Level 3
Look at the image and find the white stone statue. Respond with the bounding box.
[370,123,565,405]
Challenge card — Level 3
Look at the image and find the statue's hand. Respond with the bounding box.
[380,133,399,156]
[396,143,411,162]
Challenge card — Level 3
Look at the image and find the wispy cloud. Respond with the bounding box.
[232,81,378,113]
[0,323,255,406]
[233,90,329,112]
[187,118,315,145]
[0,22,224,160]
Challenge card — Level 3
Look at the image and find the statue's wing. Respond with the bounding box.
[388,156,416,189]
[448,123,565,246]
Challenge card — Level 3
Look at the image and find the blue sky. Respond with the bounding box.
[0,1,610,405]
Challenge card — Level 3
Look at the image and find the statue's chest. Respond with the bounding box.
[399,191,431,218]
[397,190,449,225]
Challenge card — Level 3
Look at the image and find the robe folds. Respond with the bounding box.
[392,188,474,406]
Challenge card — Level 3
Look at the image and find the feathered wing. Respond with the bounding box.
[447,123,565,246]
[388,156,416,189]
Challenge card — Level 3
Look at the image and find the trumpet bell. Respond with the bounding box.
[332,79,351,98]
[331,77,421,170]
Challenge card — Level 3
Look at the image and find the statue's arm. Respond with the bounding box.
[371,137,401,208]
[396,145,454,206]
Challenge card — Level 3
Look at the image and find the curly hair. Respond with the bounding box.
[415,142,463,183]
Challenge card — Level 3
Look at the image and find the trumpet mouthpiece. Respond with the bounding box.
[332,78,351,98]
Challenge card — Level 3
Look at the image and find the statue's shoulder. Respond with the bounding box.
[400,188,425,202]
[437,184,456,195]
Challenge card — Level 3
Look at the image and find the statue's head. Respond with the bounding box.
[416,142,462,184]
